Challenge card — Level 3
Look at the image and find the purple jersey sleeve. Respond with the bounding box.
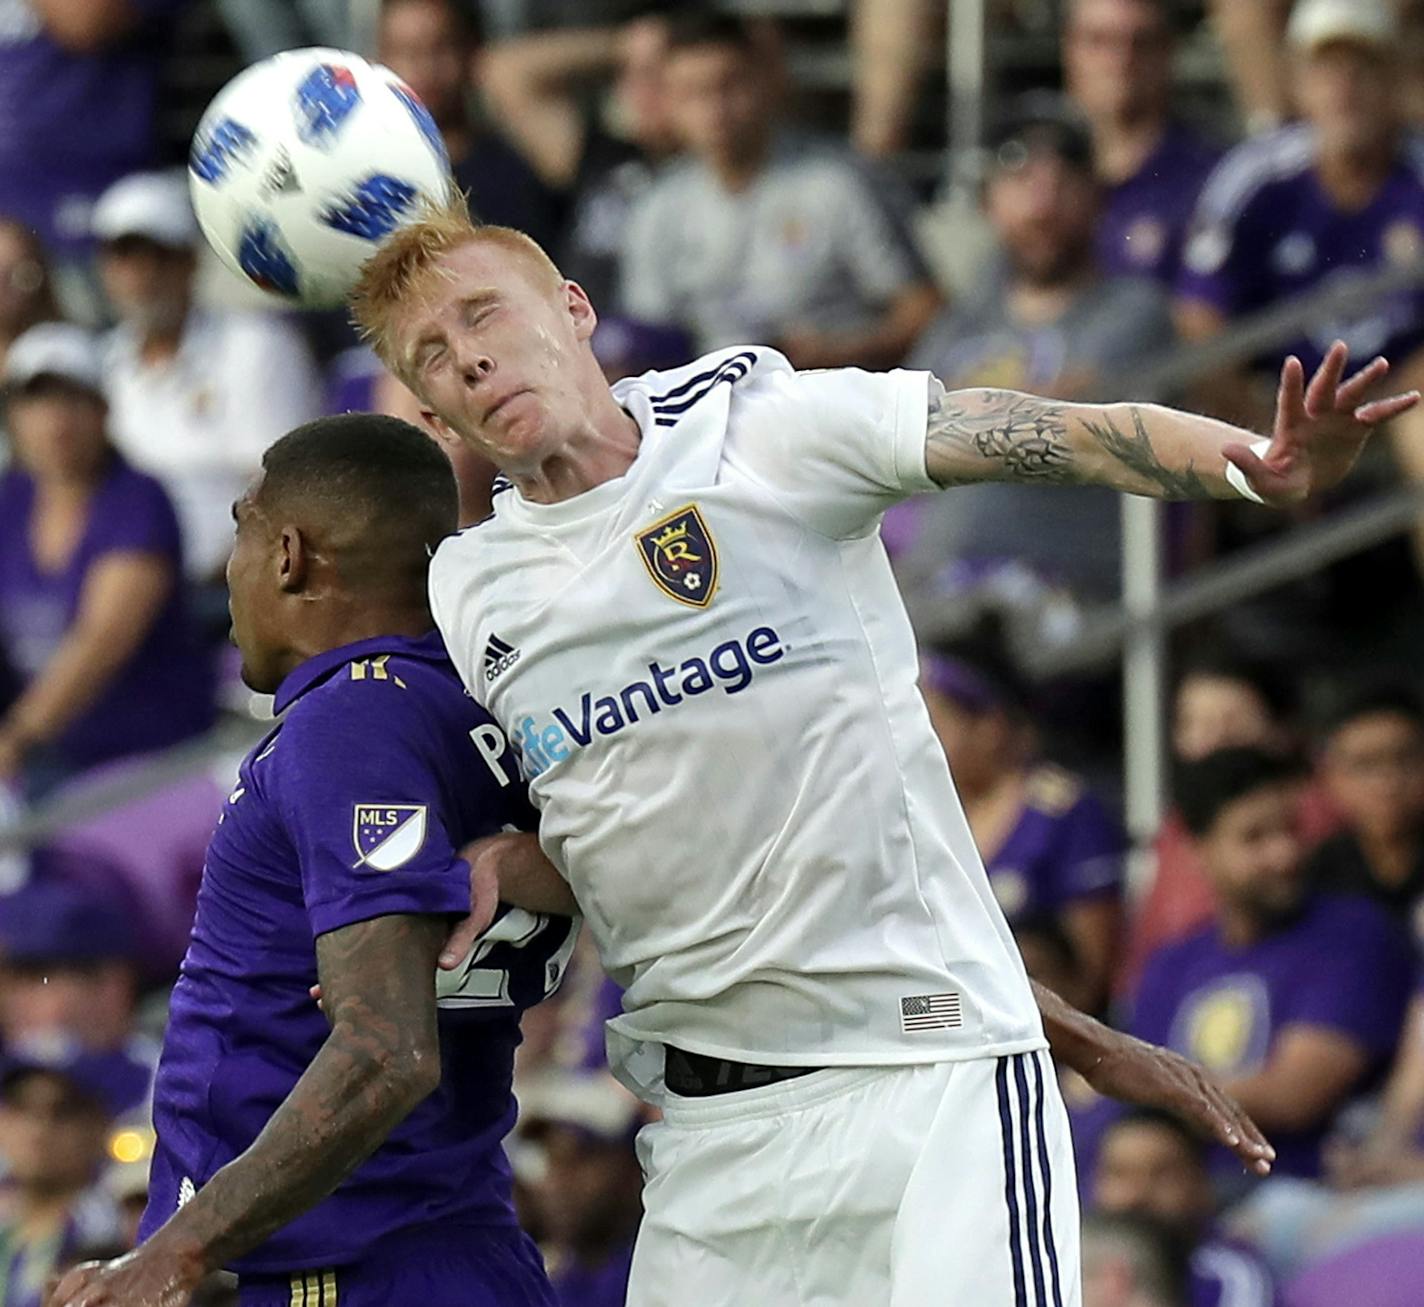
[274,691,472,938]
[1280,899,1414,1058]
[91,468,182,561]
[1049,793,1126,907]
[1176,145,1276,318]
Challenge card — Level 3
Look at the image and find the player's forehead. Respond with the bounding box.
[394,241,536,340]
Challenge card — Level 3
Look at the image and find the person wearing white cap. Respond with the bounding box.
[0,322,214,792]
[1177,0,1424,568]
[93,171,322,591]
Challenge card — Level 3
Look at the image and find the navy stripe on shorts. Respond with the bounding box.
[996,1051,1064,1307]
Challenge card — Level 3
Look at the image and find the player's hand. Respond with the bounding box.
[1085,1032,1275,1176]
[1225,341,1420,505]
[46,1248,201,1307]
[438,832,511,969]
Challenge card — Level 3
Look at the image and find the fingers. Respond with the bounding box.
[1335,355,1391,409]
[1356,391,1422,426]
[1304,341,1349,418]
[438,910,482,971]
[1275,354,1308,431]
[1222,442,1291,504]
[439,856,501,968]
[1189,1067,1275,1175]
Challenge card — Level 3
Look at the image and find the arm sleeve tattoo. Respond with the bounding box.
[924,379,1230,499]
[146,913,447,1273]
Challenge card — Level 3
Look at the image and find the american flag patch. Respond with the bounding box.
[900,992,963,1032]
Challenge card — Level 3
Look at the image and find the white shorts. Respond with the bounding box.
[627,1050,1081,1307]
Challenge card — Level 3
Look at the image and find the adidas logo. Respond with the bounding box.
[483,633,521,682]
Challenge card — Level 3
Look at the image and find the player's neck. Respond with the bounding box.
[509,393,643,505]
[283,603,437,678]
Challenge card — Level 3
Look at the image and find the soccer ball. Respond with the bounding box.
[189,47,453,309]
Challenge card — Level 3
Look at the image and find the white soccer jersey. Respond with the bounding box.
[429,347,1044,1099]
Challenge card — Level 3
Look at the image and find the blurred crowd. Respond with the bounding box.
[5,1,1424,1305]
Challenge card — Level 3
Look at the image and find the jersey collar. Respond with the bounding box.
[273,630,448,714]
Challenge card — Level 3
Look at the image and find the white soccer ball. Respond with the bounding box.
[188,47,453,309]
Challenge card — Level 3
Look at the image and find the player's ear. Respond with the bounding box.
[421,409,464,454]
[564,280,597,342]
[278,524,309,594]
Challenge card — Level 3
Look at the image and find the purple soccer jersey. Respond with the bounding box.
[552,1242,634,1307]
[1131,893,1413,1178]
[984,766,1126,925]
[1190,1236,1278,1307]
[140,633,574,1277]
[1097,122,1220,286]
[0,0,183,254]
[1177,124,1424,375]
[0,457,213,772]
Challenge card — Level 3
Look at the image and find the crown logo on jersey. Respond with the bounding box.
[636,504,718,608]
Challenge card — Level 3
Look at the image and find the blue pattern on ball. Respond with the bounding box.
[320,174,420,240]
[294,63,363,148]
[237,220,300,295]
[190,117,258,184]
[390,83,451,172]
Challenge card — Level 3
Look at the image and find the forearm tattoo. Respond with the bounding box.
[925,382,1220,499]
[162,914,446,1271]
[925,385,1075,486]
[1075,406,1215,500]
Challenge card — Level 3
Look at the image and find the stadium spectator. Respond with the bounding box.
[481,10,681,310]
[93,171,321,591]
[377,0,561,251]
[0,881,147,1058]
[522,1073,643,1307]
[1207,0,1424,134]
[1081,1211,1189,1307]
[1122,654,1331,993]
[1132,748,1414,1181]
[1064,0,1220,287]
[0,1047,146,1307]
[1307,686,1424,936]
[0,0,186,320]
[1092,1109,1280,1307]
[0,323,215,796]
[898,93,1175,603]
[620,12,940,367]
[0,222,57,383]
[1177,0,1424,431]
[920,641,1126,1012]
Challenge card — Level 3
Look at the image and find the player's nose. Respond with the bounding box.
[454,346,496,390]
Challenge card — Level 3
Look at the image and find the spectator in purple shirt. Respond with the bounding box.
[922,640,1126,1012]
[0,1045,149,1307]
[1093,1109,1280,1307]
[523,1073,643,1307]
[1176,0,1424,427]
[1064,0,1220,286]
[1132,748,1415,1181]
[0,0,186,314]
[1306,685,1424,941]
[0,323,213,796]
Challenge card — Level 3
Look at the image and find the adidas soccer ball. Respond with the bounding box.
[189,48,454,308]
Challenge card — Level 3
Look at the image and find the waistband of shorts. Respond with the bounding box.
[656,1063,918,1128]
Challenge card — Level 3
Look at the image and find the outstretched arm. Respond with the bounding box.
[925,343,1419,506]
[49,914,447,1307]
[1033,980,1275,1177]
